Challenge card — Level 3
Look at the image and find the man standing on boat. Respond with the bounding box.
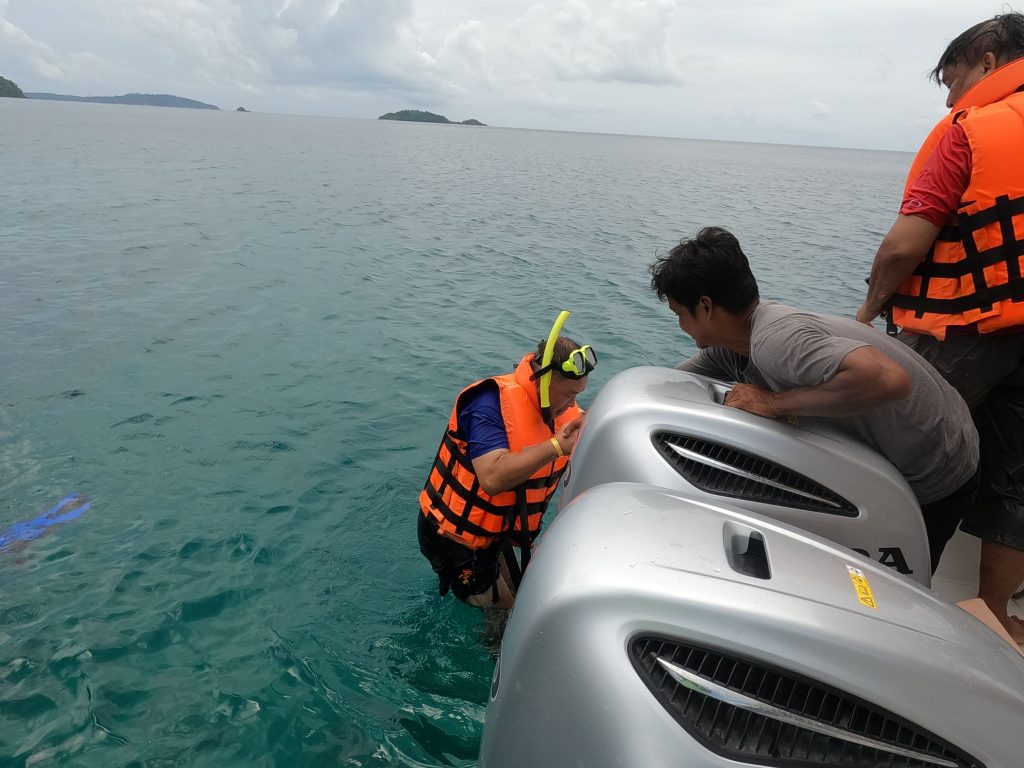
[651,226,979,572]
[856,12,1024,642]
[418,332,593,609]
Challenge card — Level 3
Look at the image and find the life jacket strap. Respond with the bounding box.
[423,483,496,539]
[895,193,1024,318]
[960,207,994,314]
[427,448,505,516]
[891,275,1024,315]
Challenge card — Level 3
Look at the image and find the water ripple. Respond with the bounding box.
[0,101,912,767]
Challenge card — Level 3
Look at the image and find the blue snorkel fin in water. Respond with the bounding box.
[0,493,92,551]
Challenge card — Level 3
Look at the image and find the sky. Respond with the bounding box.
[0,1,1016,151]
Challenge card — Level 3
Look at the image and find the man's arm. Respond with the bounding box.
[471,417,584,495]
[725,346,911,418]
[857,124,970,324]
[675,348,741,381]
[856,215,941,324]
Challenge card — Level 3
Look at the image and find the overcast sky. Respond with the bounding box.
[0,1,1015,150]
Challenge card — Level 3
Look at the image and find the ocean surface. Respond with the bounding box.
[0,98,911,767]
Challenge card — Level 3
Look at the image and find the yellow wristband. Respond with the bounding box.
[550,437,564,457]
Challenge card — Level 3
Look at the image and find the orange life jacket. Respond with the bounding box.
[419,354,580,550]
[890,58,1024,339]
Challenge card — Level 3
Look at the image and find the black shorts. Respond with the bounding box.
[900,332,1024,551]
[418,512,506,604]
[963,386,1024,549]
[919,467,980,572]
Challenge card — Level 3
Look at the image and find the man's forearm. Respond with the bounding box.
[771,366,910,417]
[863,240,922,314]
[858,215,939,322]
[474,440,560,495]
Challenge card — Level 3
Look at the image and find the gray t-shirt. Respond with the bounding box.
[677,302,979,504]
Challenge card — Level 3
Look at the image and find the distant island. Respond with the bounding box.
[236,106,249,112]
[0,76,26,98]
[24,92,219,110]
[379,109,486,126]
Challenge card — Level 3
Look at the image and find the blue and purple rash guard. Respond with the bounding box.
[457,381,510,460]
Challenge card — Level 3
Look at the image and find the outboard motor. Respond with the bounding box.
[563,367,932,584]
[480,483,1024,768]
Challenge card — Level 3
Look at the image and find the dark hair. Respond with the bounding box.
[930,11,1024,82]
[535,336,582,375]
[648,226,759,314]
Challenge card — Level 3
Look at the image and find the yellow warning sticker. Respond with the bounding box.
[846,565,878,610]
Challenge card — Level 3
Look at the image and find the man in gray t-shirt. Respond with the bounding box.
[649,227,979,572]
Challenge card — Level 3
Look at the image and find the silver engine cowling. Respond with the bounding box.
[480,483,1024,768]
[563,367,932,583]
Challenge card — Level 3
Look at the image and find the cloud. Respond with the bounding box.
[69,0,442,97]
[517,0,684,85]
[0,7,118,85]
[0,21,65,80]
[0,0,1008,149]
[809,99,834,118]
[437,20,492,88]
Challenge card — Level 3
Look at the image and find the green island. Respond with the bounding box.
[23,92,219,109]
[379,109,486,126]
[0,76,26,98]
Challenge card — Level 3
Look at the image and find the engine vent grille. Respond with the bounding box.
[629,635,983,768]
[652,431,857,516]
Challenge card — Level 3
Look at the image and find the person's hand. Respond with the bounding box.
[855,303,880,325]
[724,383,779,418]
[557,414,586,453]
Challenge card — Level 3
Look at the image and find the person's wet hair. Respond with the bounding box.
[535,336,581,372]
[648,226,759,314]
[930,11,1024,83]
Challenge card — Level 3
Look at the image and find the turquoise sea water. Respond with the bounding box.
[0,99,910,766]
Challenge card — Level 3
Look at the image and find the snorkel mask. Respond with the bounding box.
[533,311,597,427]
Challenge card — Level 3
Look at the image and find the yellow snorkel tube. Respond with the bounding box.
[539,310,571,429]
